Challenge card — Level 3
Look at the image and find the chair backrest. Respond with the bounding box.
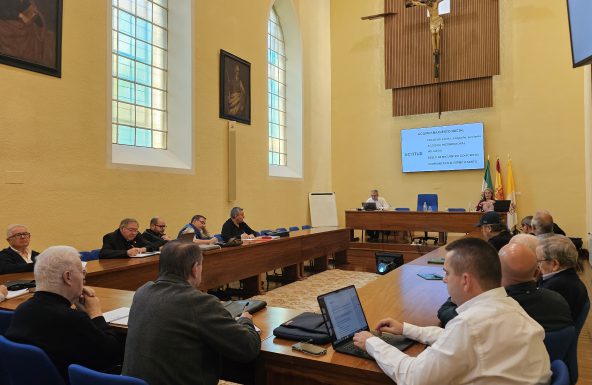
[69,364,148,385]
[260,229,273,235]
[417,194,438,212]
[276,227,288,232]
[574,300,590,338]
[544,325,578,384]
[213,234,223,242]
[79,249,100,262]
[0,335,66,385]
[550,360,570,385]
[447,208,466,212]
[301,225,312,230]
[0,310,13,335]
[394,207,410,212]
[289,226,299,232]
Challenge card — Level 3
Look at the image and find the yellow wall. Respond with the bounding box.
[330,0,587,237]
[0,0,332,251]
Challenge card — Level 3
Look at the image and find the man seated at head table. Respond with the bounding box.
[537,234,589,321]
[99,218,157,259]
[221,207,257,242]
[0,224,39,274]
[178,214,218,245]
[142,216,171,249]
[437,239,573,331]
[122,241,261,385]
[5,246,124,381]
[353,238,551,385]
[475,211,513,251]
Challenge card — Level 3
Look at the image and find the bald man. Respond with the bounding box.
[438,243,573,331]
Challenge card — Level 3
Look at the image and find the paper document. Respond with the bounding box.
[6,288,29,299]
[130,251,160,258]
[82,261,88,268]
[103,307,130,326]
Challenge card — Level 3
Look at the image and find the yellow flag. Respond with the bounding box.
[506,158,517,230]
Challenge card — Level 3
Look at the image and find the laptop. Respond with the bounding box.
[493,200,511,213]
[317,285,414,360]
[362,201,377,211]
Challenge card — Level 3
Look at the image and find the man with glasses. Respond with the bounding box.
[142,217,171,249]
[0,224,39,274]
[5,246,124,381]
[178,215,218,245]
[99,218,157,259]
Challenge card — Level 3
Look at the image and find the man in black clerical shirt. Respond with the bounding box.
[142,217,171,249]
[99,218,156,259]
[476,212,513,251]
[6,246,124,380]
[221,207,257,242]
[438,243,572,330]
[0,224,39,274]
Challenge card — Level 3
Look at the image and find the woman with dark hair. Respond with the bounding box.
[476,188,495,212]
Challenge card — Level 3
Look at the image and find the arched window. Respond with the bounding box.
[268,7,287,166]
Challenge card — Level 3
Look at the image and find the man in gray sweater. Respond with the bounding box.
[122,241,261,385]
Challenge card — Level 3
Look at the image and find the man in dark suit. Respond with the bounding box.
[537,235,589,321]
[142,217,171,249]
[5,246,124,381]
[438,243,573,330]
[99,218,156,259]
[0,224,39,274]
[221,207,257,242]
[122,241,261,385]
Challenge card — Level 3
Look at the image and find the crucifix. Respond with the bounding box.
[405,0,443,79]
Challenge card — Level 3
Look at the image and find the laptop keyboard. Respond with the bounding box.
[336,333,413,360]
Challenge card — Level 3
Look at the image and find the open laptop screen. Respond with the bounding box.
[318,285,369,345]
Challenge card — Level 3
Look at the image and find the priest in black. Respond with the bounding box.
[142,217,171,249]
[0,224,39,274]
[99,218,157,259]
[221,207,257,242]
[5,246,124,381]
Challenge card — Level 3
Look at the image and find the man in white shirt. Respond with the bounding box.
[353,237,551,385]
[366,189,390,241]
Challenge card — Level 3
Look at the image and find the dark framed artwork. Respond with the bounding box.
[0,0,63,77]
[219,49,251,125]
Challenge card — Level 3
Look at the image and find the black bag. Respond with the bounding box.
[273,312,331,344]
[6,280,36,291]
[221,238,243,247]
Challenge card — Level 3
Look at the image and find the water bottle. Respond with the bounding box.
[428,205,433,212]
[423,202,428,212]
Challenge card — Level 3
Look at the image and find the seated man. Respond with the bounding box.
[142,216,171,249]
[221,207,257,242]
[537,235,589,321]
[438,243,573,331]
[5,246,124,380]
[520,215,535,235]
[122,241,261,385]
[476,211,512,251]
[0,224,39,274]
[178,215,218,245]
[366,189,390,241]
[99,218,157,259]
[353,238,551,385]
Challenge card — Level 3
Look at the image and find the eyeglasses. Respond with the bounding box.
[198,220,206,225]
[8,232,30,239]
[123,227,139,233]
[82,269,87,278]
[536,258,552,264]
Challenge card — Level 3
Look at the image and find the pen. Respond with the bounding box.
[243,302,250,312]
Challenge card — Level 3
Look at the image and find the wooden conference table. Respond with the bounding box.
[1,227,349,295]
[345,209,484,244]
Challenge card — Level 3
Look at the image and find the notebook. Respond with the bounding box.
[493,200,511,213]
[129,251,160,258]
[317,285,413,360]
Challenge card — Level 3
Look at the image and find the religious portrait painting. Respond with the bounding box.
[0,0,63,77]
[219,49,251,125]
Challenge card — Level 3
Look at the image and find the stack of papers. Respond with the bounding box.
[103,307,130,326]
[6,288,29,299]
[130,251,160,258]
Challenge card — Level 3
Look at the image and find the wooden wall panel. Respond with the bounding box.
[392,77,492,116]
[384,0,498,116]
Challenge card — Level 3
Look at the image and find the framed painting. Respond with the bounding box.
[219,49,251,125]
[0,0,63,77]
